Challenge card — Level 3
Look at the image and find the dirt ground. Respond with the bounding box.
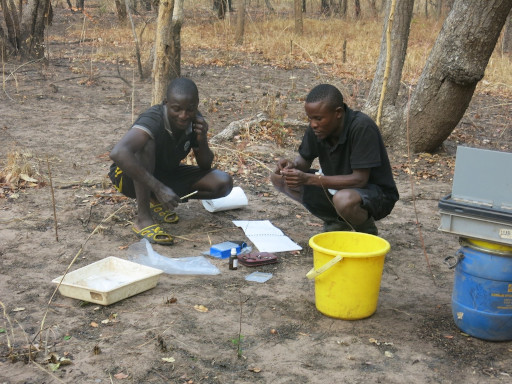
[1,5,512,384]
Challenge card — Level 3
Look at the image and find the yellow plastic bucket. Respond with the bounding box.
[307,232,390,320]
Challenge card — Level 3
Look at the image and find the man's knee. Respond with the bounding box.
[212,170,233,197]
[270,173,286,192]
[332,189,362,214]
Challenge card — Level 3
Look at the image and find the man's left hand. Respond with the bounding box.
[280,168,309,189]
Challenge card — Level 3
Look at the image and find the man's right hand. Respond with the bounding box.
[155,185,181,210]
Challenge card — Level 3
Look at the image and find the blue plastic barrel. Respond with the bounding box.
[451,239,512,341]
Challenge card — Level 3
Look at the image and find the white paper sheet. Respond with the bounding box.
[233,220,302,253]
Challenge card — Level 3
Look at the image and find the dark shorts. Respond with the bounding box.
[301,171,397,222]
[108,163,213,199]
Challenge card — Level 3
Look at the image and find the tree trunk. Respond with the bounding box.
[152,0,175,105]
[503,10,512,54]
[354,0,361,18]
[264,0,275,13]
[1,0,19,50]
[405,0,512,152]
[18,0,50,58]
[364,0,414,134]
[341,0,347,18]
[115,0,127,21]
[294,0,303,35]
[235,0,246,45]
[171,0,184,79]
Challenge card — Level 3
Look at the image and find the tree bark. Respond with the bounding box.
[235,0,246,45]
[405,0,512,152]
[364,0,414,135]
[294,0,303,35]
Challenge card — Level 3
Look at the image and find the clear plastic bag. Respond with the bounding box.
[127,239,220,275]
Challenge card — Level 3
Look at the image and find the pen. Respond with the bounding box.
[180,190,198,200]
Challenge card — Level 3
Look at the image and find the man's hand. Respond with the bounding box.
[154,185,181,210]
[193,115,209,143]
[280,168,309,189]
[275,158,296,174]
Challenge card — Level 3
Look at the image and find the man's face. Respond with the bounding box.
[166,92,199,131]
[304,100,343,140]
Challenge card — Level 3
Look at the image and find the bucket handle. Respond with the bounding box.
[444,250,464,269]
[306,255,343,280]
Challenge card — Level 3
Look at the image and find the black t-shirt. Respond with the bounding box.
[131,104,199,177]
[298,104,398,200]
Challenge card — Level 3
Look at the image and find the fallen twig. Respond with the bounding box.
[47,157,59,242]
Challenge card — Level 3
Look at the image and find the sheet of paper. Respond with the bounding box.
[233,220,302,253]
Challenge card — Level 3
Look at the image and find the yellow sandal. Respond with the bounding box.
[149,203,179,224]
[132,224,174,245]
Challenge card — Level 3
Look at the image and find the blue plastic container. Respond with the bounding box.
[451,240,512,341]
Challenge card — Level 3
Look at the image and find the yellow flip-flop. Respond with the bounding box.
[150,203,179,224]
[132,224,174,245]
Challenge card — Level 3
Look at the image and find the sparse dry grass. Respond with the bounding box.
[46,0,512,97]
[0,149,43,193]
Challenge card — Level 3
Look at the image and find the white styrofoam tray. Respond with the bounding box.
[52,257,163,305]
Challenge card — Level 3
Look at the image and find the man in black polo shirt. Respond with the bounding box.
[271,84,398,235]
[109,78,233,244]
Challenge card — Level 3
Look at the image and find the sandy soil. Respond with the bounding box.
[1,5,512,384]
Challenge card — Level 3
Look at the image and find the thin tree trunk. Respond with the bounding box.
[264,0,275,13]
[364,0,414,132]
[152,0,175,105]
[115,0,127,21]
[503,10,512,54]
[171,0,184,78]
[354,0,361,18]
[235,0,246,45]
[125,0,144,79]
[294,0,303,35]
[341,0,347,18]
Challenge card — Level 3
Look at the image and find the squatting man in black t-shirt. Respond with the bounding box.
[109,78,233,245]
[271,84,399,235]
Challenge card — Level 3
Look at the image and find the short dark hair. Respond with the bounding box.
[166,77,199,101]
[306,84,344,110]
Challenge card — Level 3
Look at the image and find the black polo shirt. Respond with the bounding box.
[298,104,398,200]
[132,104,199,177]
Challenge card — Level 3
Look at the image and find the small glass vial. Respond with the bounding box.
[229,248,238,270]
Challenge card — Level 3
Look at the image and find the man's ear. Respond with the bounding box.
[335,106,344,119]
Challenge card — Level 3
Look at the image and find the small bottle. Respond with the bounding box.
[229,248,238,270]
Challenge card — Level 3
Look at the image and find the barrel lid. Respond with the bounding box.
[460,237,512,256]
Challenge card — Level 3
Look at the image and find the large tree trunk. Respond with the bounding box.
[364,0,414,137]
[405,0,512,152]
[1,0,50,58]
[22,0,51,58]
